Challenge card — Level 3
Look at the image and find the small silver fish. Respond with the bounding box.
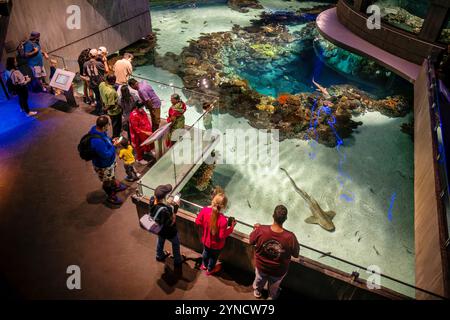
[373,246,381,256]
[319,252,332,259]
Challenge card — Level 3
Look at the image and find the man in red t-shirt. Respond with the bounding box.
[249,205,300,300]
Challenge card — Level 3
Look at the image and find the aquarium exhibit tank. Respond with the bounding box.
[134,0,415,296]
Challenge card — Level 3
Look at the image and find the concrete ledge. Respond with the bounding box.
[133,195,409,300]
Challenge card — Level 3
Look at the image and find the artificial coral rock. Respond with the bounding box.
[228,0,263,13]
[151,10,412,147]
[193,163,216,192]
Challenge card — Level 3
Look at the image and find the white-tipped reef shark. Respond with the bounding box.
[281,168,336,232]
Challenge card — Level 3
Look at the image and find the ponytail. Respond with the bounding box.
[209,194,228,236]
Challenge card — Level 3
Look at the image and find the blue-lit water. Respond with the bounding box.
[228,31,409,99]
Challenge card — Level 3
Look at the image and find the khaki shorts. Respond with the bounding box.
[32,65,47,78]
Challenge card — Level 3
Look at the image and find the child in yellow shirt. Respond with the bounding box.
[119,138,140,182]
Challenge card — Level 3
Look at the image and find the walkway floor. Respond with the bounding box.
[316,8,421,83]
[0,93,304,300]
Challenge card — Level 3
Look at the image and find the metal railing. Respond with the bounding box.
[132,74,219,99]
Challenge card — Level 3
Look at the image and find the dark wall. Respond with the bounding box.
[3,0,151,71]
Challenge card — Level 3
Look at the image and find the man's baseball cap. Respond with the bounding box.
[98,46,108,55]
[30,32,40,40]
[155,184,173,200]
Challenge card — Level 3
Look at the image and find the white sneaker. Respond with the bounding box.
[253,289,262,299]
[27,111,38,116]
[138,160,148,165]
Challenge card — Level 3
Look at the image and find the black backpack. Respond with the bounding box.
[16,40,30,59]
[78,48,91,67]
[6,71,20,95]
[78,133,102,161]
[85,61,103,88]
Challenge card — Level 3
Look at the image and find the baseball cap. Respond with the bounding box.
[89,48,98,57]
[98,46,108,55]
[155,184,173,200]
[30,32,40,40]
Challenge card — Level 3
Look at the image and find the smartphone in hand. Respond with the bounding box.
[173,193,181,205]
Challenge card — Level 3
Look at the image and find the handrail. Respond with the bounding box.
[48,54,67,70]
[132,74,220,99]
[46,10,151,56]
[136,181,446,299]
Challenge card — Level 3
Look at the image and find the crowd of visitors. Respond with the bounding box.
[73,42,296,299]
[3,31,299,300]
[145,184,300,299]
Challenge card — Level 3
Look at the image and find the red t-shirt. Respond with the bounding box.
[195,207,234,250]
[249,225,300,277]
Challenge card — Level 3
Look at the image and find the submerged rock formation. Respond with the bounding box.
[109,32,158,67]
[381,6,424,34]
[228,0,263,13]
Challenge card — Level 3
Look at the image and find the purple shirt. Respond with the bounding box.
[138,81,161,109]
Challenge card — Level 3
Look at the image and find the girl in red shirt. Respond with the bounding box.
[195,193,236,275]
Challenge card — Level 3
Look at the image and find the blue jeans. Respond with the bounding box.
[157,234,182,265]
[202,246,221,272]
[253,268,287,300]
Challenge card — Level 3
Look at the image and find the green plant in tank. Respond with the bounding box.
[250,43,279,58]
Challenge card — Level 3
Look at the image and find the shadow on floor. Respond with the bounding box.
[156,258,200,295]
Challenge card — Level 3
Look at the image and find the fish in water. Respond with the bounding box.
[373,246,381,256]
[281,168,336,232]
[403,244,413,255]
[319,252,332,259]
[247,200,252,208]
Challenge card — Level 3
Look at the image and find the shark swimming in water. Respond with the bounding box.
[281,168,336,232]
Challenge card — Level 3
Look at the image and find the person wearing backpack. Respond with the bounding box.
[149,184,185,268]
[78,48,94,105]
[5,57,37,116]
[82,49,107,116]
[79,116,128,205]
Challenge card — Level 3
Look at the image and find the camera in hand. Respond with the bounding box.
[227,216,235,227]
